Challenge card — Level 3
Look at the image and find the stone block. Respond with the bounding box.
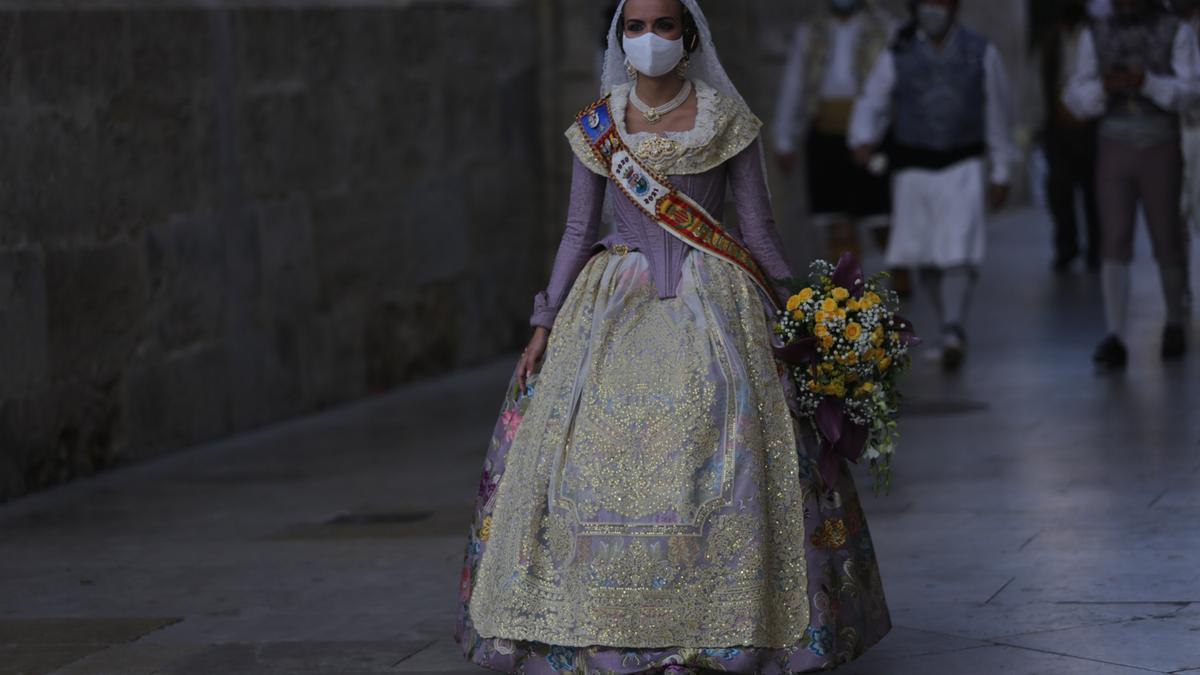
[42,241,148,382]
[363,280,460,390]
[145,213,227,353]
[0,15,16,99]
[127,12,214,95]
[388,6,439,66]
[124,345,230,458]
[255,196,317,320]
[20,11,129,106]
[0,247,48,399]
[3,376,126,497]
[18,109,100,244]
[225,325,306,432]
[236,10,303,86]
[96,88,212,238]
[299,301,366,408]
[237,88,345,200]
[398,176,469,286]
[310,189,408,309]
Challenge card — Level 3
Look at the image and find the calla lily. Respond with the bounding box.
[832,252,865,299]
[774,337,820,366]
[815,396,844,445]
[891,314,922,348]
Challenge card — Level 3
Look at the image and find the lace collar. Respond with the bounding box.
[566,78,762,177]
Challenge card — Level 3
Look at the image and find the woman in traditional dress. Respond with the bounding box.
[456,1,890,672]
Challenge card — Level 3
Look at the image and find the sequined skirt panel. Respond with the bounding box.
[457,249,890,673]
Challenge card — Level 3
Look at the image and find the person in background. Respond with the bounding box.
[1063,0,1200,369]
[773,0,906,293]
[1176,0,1200,237]
[1039,0,1102,273]
[849,0,1017,372]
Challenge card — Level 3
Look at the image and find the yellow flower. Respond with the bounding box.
[844,322,863,341]
[792,309,805,321]
[786,295,803,312]
[797,287,815,303]
[865,291,882,307]
[846,298,861,312]
[834,309,847,321]
[814,323,829,338]
[838,351,860,366]
[872,325,885,346]
[807,379,823,392]
[479,516,493,543]
[815,311,829,325]
[831,287,850,301]
[858,381,876,395]
[821,335,835,351]
[821,298,839,313]
[877,356,893,371]
[824,382,847,398]
[820,362,835,373]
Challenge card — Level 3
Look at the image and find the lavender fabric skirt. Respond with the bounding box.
[456,249,890,673]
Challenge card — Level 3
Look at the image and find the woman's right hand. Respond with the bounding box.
[517,327,550,393]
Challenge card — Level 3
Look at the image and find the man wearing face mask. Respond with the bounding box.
[1063,0,1200,369]
[773,0,897,283]
[849,0,1017,372]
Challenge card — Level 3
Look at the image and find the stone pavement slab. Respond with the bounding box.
[53,644,208,675]
[836,644,1159,675]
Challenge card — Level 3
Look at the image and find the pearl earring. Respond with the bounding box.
[625,61,638,80]
[675,55,690,79]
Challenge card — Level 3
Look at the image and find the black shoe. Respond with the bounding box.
[941,325,967,373]
[1162,324,1187,360]
[1093,335,1128,370]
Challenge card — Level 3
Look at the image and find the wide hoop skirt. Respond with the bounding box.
[456,248,890,674]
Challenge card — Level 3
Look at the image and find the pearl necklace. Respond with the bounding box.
[629,79,693,125]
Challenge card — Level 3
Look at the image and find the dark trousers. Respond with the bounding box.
[1044,120,1100,264]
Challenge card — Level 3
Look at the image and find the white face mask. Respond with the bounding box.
[917,4,953,39]
[624,32,685,78]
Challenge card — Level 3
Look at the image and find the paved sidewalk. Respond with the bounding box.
[1,208,1198,674]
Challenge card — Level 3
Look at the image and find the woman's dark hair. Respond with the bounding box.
[616,4,702,53]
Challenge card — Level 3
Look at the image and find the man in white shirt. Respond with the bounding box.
[773,0,896,283]
[848,0,1016,372]
[1063,0,1200,369]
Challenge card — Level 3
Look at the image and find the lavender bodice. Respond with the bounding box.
[530,139,793,329]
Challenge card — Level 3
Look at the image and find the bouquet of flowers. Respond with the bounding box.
[774,253,919,493]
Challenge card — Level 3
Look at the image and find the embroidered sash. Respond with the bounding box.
[576,97,780,310]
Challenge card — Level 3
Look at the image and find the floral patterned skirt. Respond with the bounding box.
[456,249,890,673]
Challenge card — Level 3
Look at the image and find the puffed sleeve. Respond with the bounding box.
[530,157,606,330]
[728,138,795,303]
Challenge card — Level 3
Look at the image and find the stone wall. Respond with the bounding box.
[0,0,548,501]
